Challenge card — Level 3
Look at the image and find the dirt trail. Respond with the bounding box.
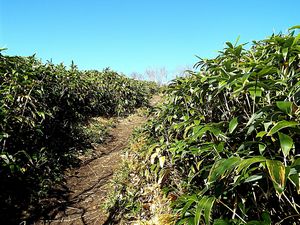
[36,96,161,225]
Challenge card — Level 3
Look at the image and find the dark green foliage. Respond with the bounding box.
[145,28,300,224]
[0,52,158,223]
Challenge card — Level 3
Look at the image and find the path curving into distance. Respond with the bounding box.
[35,95,161,225]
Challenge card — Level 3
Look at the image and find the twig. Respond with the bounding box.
[218,199,246,223]
[282,192,300,214]
[275,214,300,224]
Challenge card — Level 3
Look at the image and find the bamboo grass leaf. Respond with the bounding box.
[236,156,266,174]
[289,25,300,31]
[278,132,294,157]
[266,160,287,195]
[229,117,238,133]
[267,121,298,136]
[208,157,241,183]
[194,196,215,225]
[276,101,293,115]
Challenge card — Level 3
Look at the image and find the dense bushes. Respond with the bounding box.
[0,50,158,222]
[112,27,300,224]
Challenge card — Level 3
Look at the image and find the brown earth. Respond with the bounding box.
[35,96,161,225]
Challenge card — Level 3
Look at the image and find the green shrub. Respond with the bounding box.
[0,51,158,223]
[145,27,300,224]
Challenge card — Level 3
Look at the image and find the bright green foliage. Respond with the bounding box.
[144,28,300,223]
[0,52,158,222]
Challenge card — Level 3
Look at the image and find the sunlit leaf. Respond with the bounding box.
[249,86,262,98]
[292,33,300,46]
[267,121,298,136]
[208,157,241,183]
[244,174,263,183]
[194,196,215,225]
[246,112,264,127]
[159,156,166,168]
[229,117,238,133]
[276,101,293,115]
[289,25,300,30]
[236,156,265,173]
[278,132,294,157]
[256,131,267,138]
[282,48,288,61]
[266,160,287,195]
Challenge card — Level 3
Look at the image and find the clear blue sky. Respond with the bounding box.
[0,0,299,80]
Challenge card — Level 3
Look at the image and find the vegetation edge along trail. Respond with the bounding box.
[0,51,159,224]
[2,25,300,225]
[105,27,300,224]
[35,102,160,225]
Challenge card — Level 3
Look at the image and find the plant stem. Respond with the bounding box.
[218,199,246,223]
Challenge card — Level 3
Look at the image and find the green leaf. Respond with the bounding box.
[256,131,267,138]
[229,117,238,133]
[259,143,266,154]
[194,202,202,225]
[267,121,298,136]
[0,153,13,165]
[0,132,9,141]
[194,120,201,125]
[262,211,272,224]
[177,217,194,225]
[204,197,215,225]
[193,124,224,140]
[183,124,195,138]
[278,132,294,157]
[289,158,300,194]
[282,48,288,61]
[289,25,300,31]
[0,47,7,52]
[263,122,272,132]
[234,35,241,47]
[276,101,293,115]
[249,86,262,98]
[236,156,266,174]
[226,42,234,48]
[244,174,263,183]
[208,157,241,183]
[194,196,215,225]
[181,199,195,217]
[246,112,264,127]
[293,33,300,46]
[257,67,276,76]
[213,219,231,225]
[266,160,287,195]
[183,115,189,121]
[150,152,158,164]
[216,142,225,152]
